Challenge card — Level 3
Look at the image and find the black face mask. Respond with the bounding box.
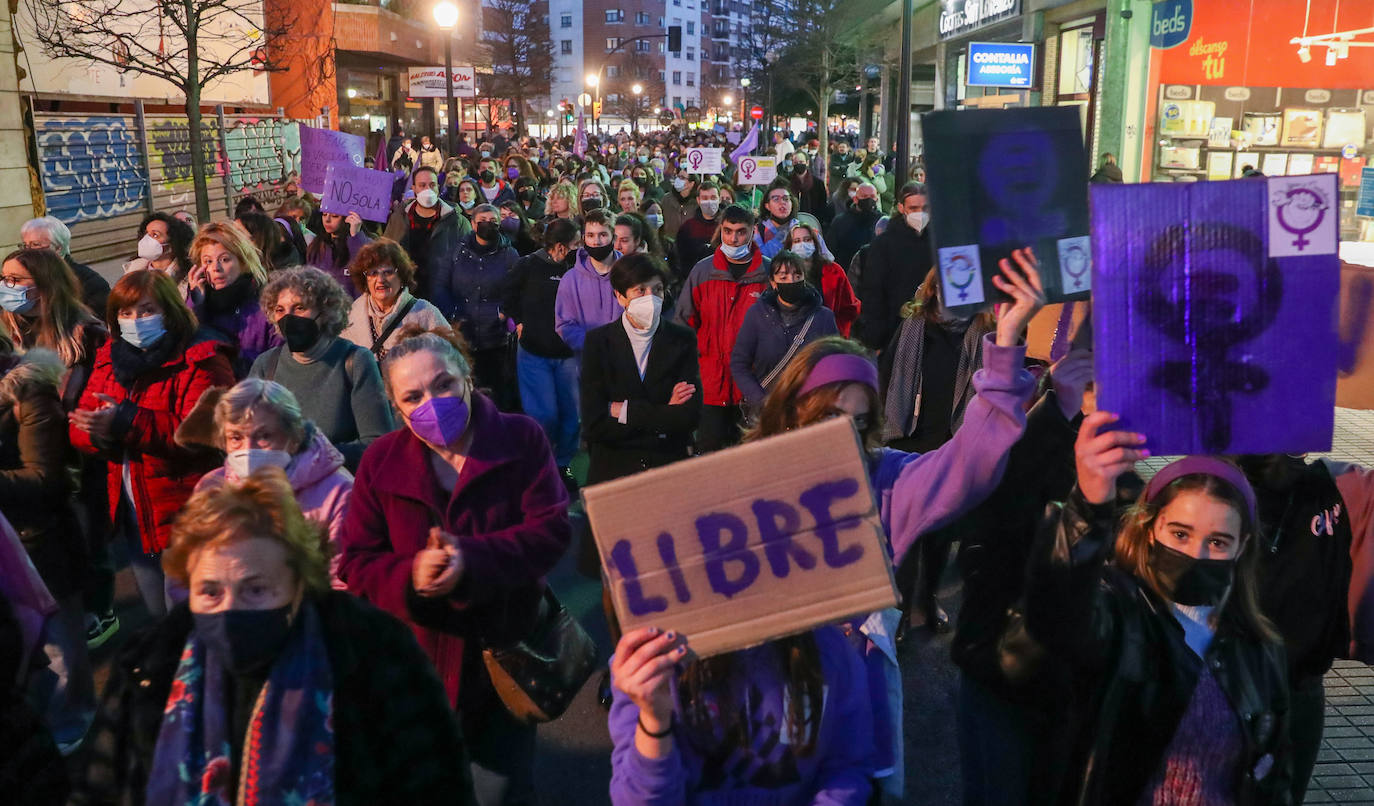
[476,221,501,242]
[585,242,614,262]
[857,198,878,214]
[479,170,496,184]
[518,188,536,201]
[193,603,296,676]
[776,280,808,306]
[582,197,603,211]
[277,314,322,353]
[1148,540,1236,607]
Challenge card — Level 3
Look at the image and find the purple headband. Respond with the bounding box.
[1144,456,1258,523]
[797,354,879,398]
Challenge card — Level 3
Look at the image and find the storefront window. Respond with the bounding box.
[1057,27,1094,96]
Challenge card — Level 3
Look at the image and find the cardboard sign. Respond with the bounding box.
[922,107,1092,315]
[736,156,777,185]
[407,65,477,99]
[684,147,723,174]
[299,127,366,194]
[1091,175,1340,455]
[321,164,396,223]
[583,418,897,658]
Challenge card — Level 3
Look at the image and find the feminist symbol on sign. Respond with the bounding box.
[740,158,756,180]
[1271,184,1328,251]
[688,150,703,170]
[946,255,977,300]
[1063,245,1089,289]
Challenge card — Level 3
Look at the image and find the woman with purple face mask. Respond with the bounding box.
[338,326,570,805]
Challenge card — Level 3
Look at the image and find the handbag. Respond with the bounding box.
[482,587,598,724]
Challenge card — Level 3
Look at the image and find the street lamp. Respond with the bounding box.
[433,1,460,155]
[586,74,600,136]
[631,83,643,134]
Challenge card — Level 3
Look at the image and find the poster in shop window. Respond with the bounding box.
[1090,175,1339,455]
[921,106,1092,315]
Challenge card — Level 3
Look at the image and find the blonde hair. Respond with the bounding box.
[617,180,643,212]
[547,181,580,218]
[164,468,331,595]
[190,221,269,287]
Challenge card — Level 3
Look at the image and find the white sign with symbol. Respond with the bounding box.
[684,147,723,175]
[736,156,777,185]
[1268,174,1337,258]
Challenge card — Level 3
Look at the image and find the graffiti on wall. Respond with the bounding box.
[223,118,302,194]
[37,117,148,224]
[148,119,223,197]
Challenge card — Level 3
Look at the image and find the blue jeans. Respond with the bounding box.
[516,345,580,468]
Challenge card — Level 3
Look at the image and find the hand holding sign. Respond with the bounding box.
[322,164,396,223]
[1074,412,1150,505]
[992,247,1048,347]
[612,627,689,736]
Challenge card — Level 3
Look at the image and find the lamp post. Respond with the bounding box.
[740,77,751,129]
[722,94,733,127]
[433,1,460,155]
[586,74,600,136]
[631,83,643,134]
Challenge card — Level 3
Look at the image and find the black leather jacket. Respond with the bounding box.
[1024,490,1293,806]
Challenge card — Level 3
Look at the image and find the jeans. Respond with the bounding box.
[463,702,538,805]
[473,345,517,412]
[29,594,96,752]
[516,346,580,468]
[958,673,1073,806]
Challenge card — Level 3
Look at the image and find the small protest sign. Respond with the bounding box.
[922,106,1092,315]
[299,127,366,194]
[735,156,777,185]
[1091,175,1340,455]
[321,164,396,223]
[684,147,723,175]
[583,417,897,658]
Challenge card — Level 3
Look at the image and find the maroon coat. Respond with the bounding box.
[69,335,236,554]
[338,392,571,707]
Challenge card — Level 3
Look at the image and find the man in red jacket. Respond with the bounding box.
[672,203,769,452]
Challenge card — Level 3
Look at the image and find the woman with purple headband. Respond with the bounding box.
[1021,413,1291,805]
[608,249,1048,803]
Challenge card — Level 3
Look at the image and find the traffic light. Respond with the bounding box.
[667,25,682,53]
[593,101,602,118]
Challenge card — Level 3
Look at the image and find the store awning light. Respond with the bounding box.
[1290,24,1374,64]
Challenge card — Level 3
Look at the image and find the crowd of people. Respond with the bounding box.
[1,122,1372,806]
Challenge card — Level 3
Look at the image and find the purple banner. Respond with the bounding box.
[321,164,395,223]
[299,127,365,194]
[1091,178,1340,455]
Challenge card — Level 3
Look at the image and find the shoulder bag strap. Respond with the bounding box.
[371,297,418,358]
[760,312,816,391]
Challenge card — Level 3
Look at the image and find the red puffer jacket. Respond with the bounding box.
[673,248,770,406]
[70,334,236,554]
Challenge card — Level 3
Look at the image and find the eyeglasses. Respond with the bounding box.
[767,195,790,203]
[1,274,33,288]
[363,267,399,279]
[21,241,50,251]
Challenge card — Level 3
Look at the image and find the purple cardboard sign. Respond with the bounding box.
[1091,177,1340,456]
[321,164,395,223]
[299,127,365,194]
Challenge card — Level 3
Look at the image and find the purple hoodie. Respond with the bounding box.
[307,230,373,298]
[609,626,874,806]
[553,247,623,353]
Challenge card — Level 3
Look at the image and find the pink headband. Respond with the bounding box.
[1144,456,1257,523]
[797,354,879,398]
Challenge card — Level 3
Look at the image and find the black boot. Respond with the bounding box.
[598,670,614,711]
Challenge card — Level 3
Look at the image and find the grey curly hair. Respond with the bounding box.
[259,266,351,338]
[212,378,308,452]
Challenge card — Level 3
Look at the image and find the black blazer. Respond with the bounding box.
[580,317,701,486]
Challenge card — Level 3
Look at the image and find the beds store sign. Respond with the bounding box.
[966,42,1035,88]
[939,0,1022,40]
[1150,0,1192,50]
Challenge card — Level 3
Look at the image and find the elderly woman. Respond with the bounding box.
[249,266,393,472]
[339,327,570,805]
[79,470,476,805]
[70,270,236,618]
[188,221,280,377]
[191,378,354,589]
[19,215,110,315]
[340,238,448,361]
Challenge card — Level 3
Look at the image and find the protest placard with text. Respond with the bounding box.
[321,164,396,223]
[299,127,366,194]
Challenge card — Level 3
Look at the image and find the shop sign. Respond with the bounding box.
[966,42,1035,88]
[1359,167,1374,218]
[938,0,1022,41]
[1150,0,1192,50]
[407,66,476,99]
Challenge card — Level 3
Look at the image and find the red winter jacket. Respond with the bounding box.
[673,248,770,406]
[819,261,861,338]
[70,335,236,554]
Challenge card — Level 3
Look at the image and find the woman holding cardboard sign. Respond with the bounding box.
[1022,421,1291,805]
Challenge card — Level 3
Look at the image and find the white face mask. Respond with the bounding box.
[720,242,751,261]
[906,211,929,233]
[791,241,816,259]
[137,233,164,261]
[225,448,292,479]
[625,293,663,334]
[699,199,720,217]
[416,188,439,209]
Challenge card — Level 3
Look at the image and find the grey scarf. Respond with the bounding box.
[881,314,993,443]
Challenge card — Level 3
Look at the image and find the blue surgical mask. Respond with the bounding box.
[0,284,36,315]
[791,241,816,259]
[118,313,166,349]
[720,242,751,261]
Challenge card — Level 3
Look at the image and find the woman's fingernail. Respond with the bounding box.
[648,627,659,635]
[676,646,687,655]
[665,631,675,641]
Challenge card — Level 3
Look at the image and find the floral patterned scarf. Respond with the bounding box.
[147,600,335,806]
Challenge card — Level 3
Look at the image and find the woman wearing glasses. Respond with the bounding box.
[341,239,450,363]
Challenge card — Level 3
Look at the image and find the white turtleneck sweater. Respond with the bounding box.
[614,311,658,423]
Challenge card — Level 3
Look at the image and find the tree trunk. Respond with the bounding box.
[184,1,210,223]
[817,49,831,183]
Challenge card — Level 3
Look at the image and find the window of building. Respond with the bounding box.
[686,47,695,60]
[687,21,695,34]
[659,70,666,82]
[686,72,695,86]
[607,65,620,77]
[560,13,572,28]
[636,11,651,24]
[606,37,620,50]
[605,9,623,22]
[672,71,682,84]
[673,96,682,106]
[636,40,651,52]
[561,40,572,54]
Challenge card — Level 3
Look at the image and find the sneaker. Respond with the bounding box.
[86,611,119,649]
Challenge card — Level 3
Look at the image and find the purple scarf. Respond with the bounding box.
[147,600,335,806]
